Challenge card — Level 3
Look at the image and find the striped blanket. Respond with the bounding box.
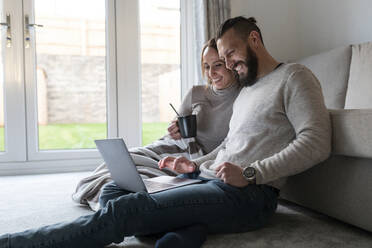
[72,136,204,211]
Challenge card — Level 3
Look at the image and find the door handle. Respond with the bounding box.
[0,14,12,48]
[24,15,43,48]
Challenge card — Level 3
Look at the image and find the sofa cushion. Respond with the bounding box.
[296,46,351,109]
[280,155,372,233]
[345,41,372,109]
[329,109,372,159]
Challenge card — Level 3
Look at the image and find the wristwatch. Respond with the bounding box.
[243,166,256,184]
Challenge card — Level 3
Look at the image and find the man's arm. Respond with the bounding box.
[251,67,332,185]
[192,138,227,168]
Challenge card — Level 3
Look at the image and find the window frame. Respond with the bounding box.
[0,0,119,174]
[0,0,27,163]
[180,0,196,100]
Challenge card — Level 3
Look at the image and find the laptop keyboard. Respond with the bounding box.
[143,180,175,192]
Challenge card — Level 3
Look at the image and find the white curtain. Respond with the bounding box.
[191,0,231,86]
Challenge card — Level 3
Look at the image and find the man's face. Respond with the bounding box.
[217,28,258,86]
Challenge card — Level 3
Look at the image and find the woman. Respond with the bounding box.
[0,39,242,248]
[167,37,240,154]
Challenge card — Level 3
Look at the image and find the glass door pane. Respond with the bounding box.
[139,0,181,146]
[0,28,4,151]
[34,0,107,150]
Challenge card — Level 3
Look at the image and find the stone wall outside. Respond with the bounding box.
[37,54,107,124]
[36,54,180,124]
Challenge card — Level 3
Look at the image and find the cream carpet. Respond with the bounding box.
[0,172,371,248]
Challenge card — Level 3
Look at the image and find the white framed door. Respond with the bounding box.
[23,0,115,160]
[0,0,27,162]
[0,0,131,174]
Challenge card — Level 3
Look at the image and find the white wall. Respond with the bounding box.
[231,0,372,60]
[295,0,372,58]
[231,0,300,62]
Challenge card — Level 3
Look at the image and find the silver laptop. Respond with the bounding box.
[95,138,201,193]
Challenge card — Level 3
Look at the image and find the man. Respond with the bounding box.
[0,16,331,248]
[160,16,331,191]
[157,16,332,245]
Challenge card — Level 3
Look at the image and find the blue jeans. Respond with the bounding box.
[0,173,279,248]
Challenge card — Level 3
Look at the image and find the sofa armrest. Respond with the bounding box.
[329,109,372,159]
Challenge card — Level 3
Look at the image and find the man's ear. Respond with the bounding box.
[248,31,261,49]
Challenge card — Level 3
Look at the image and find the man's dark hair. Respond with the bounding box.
[216,16,264,45]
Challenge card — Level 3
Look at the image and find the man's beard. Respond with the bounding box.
[237,46,258,87]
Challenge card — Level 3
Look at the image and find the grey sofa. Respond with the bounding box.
[281,44,372,233]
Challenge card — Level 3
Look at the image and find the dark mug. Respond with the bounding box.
[177,114,197,138]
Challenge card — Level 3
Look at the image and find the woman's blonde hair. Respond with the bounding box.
[200,38,218,85]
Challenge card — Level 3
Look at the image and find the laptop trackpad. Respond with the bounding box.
[144,176,201,193]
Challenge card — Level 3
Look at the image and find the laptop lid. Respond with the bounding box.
[95,138,147,193]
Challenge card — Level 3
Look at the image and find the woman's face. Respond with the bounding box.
[202,47,235,90]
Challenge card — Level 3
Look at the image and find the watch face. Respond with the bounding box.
[244,167,255,178]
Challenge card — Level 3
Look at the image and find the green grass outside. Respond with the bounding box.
[0,122,168,151]
[38,123,107,150]
[142,122,168,146]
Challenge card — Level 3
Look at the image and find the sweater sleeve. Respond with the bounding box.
[192,138,227,167]
[251,68,332,185]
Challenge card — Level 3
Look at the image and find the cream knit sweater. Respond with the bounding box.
[193,63,332,190]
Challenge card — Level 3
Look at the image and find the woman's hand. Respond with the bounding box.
[167,120,182,140]
[215,162,249,187]
[158,156,197,174]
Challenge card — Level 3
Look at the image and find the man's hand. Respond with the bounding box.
[167,120,182,140]
[158,156,196,174]
[215,162,249,187]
